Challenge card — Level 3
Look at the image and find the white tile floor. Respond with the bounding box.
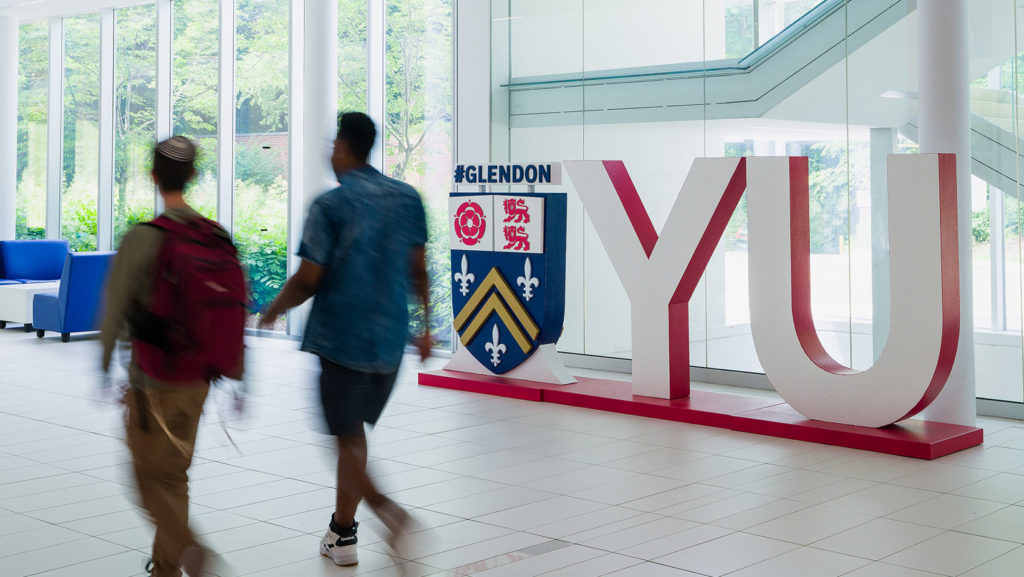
[3,331,1024,576]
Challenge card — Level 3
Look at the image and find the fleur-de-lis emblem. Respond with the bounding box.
[484,324,507,367]
[453,254,475,296]
[516,257,540,301]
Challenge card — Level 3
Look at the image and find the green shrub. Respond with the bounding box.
[15,209,45,240]
[233,181,288,313]
[61,198,98,252]
[973,209,990,244]
[409,201,452,348]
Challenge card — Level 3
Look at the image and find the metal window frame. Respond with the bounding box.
[218,0,234,232]
[97,7,114,252]
[367,0,384,172]
[46,16,62,239]
[155,0,171,215]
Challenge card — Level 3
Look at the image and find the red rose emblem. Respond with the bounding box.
[454,201,487,246]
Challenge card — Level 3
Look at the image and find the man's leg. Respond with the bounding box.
[126,386,208,576]
[333,433,379,528]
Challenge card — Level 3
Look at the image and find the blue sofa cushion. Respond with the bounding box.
[31,293,61,331]
[0,240,69,281]
[33,252,114,335]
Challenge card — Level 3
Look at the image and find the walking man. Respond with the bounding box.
[101,136,246,577]
[259,112,431,566]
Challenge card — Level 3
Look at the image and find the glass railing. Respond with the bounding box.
[503,0,836,87]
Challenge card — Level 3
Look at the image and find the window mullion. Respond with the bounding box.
[97,8,115,252]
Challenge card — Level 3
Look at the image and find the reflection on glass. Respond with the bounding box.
[757,0,819,45]
[235,0,289,329]
[173,0,220,219]
[723,0,754,59]
[62,14,101,252]
[385,0,454,350]
[114,4,157,246]
[17,22,48,240]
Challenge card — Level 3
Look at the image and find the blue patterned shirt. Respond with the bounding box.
[298,166,427,372]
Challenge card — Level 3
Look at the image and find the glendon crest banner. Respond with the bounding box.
[449,192,567,374]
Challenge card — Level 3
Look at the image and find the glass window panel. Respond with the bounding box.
[338,0,367,114]
[114,4,158,246]
[502,0,586,356]
[385,0,454,350]
[235,0,289,329]
[62,14,101,252]
[16,22,48,240]
[722,0,754,59]
[173,0,220,219]
[757,0,818,45]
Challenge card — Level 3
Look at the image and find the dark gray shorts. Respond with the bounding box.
[319,357,398,437]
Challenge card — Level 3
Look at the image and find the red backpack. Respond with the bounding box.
[134,215,247,384]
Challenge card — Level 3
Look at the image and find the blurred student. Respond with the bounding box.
[101,136,246,577]
[259,112,431,566]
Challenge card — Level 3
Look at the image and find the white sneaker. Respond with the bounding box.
[320,518,358,566]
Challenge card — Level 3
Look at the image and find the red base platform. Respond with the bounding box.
[418,370,983,460]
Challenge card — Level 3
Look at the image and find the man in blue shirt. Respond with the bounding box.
[260,112,431,566]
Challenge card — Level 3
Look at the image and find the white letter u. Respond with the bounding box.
[747,155,960,428]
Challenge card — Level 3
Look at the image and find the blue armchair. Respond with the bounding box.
[0,240,69,283]
[33,252,115,342]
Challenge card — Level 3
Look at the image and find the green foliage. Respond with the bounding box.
[63,15,101,191]
[61,198,99,253]
[172,0,220,138]
[235,0,290,133]
[724,5,755,59]
[339,0,369,112]
[235,142,282,189]
[235,212,288,314]
[973,209,991,244]
[15,210,45,240]
[409,202,453,348]
[233,179,289,313]
[114,205,156,247]
[383,0,453,182]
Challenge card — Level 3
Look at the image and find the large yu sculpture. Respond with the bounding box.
[563,154,960,428]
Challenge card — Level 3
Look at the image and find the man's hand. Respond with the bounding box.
[414,331,433,363]
[257,306,280,330]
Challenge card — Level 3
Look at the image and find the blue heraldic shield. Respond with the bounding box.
[450,192,567,374]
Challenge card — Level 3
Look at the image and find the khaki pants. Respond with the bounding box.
[125,385,209,577]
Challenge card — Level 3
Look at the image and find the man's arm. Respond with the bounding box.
[259,259,326,327]
[100,227,157,372]
[410,246,432,361]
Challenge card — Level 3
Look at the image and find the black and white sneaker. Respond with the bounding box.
[319,517,358,566]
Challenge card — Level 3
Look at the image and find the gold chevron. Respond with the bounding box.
[460,293,533,354]
[454,267,541,352]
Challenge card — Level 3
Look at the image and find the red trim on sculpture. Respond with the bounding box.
[789,157,853,374]
[602,160,659,258]
[788,155,960,422]
[602,159,747,399]
[897,153,960,421]
[675,158,747,303]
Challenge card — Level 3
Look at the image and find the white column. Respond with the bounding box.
[918,0,975,426]
[0,16,17,241]
[367,0,385,171]
[301,0,336,209]
[285,0,336,336]
[456,0,490,170]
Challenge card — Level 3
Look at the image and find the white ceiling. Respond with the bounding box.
[0,0,149,18]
